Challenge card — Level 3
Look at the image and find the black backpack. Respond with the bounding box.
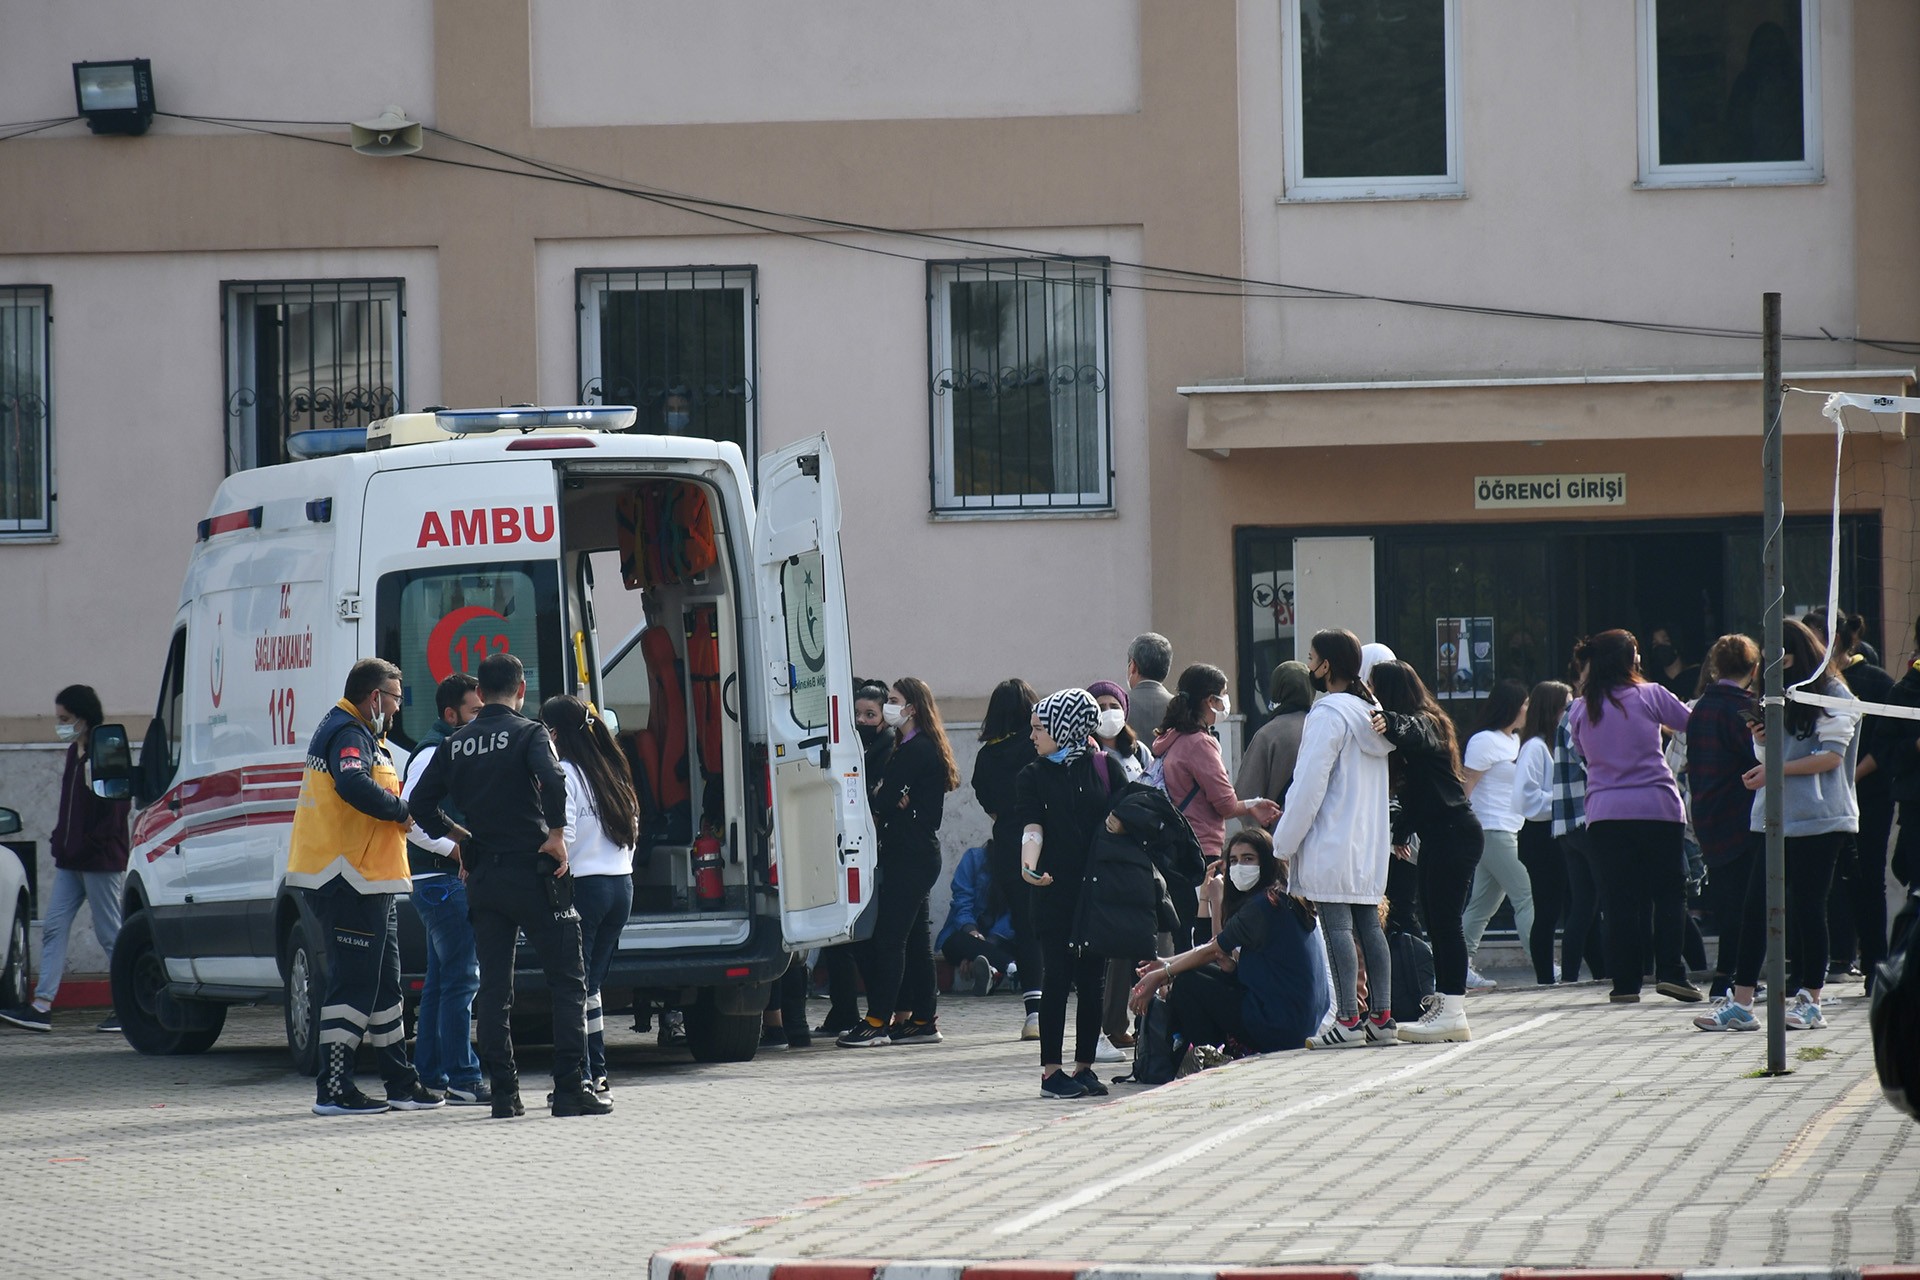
[1121,991,1179,1086]
[1389,930,1437,1022]
[1871,889,1920,1122]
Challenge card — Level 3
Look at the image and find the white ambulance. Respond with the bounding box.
[99,406,877,1070]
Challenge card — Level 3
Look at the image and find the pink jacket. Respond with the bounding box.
[1152,729,1238,858]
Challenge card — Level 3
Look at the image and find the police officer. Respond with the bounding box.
[286,658,444,1116]
[407,651,609,1119]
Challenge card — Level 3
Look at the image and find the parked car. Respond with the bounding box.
[0,807,29,1008]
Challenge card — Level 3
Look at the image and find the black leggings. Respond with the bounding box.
[1589,818,1687,995]
[1384,855,1423,937]
[1702,838,1760,989]
[1037,916,1105,1068]
[864,849,941,1023]
[1560,829,1606,981]
[940,931,1015,975]
[986,835,1043,994]
[1168,965,1244,1049]
[1831,799,1893,985]
[1415,822,1482,996]
[1517,819,1563,984]
[1733,831,1845,991]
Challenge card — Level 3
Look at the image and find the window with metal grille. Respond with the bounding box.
[0,285,53,537]
[929,258,1112,513]
[223,279,404,472]
[577,266,756,456]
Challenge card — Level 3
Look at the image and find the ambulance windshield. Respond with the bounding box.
[373,560,564,751]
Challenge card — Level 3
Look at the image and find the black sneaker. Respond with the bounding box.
[891,1019,943,1046]
[491,1085,525,1119]
[786,1031,813,1049]
[313,1087,388,1117]
[815,1009,860,1036]
[1072,1068,1109,1097]
[1609,991,1642,1004]
[96,1014,122,1034]
[658,1010,688,1048]
[551,1081,614,1117]
[0,1004,51,1033]
[444,1081,493,1107]
[836,1020,892,1048]
[386,1082,446,1111]
[1041,1070,1088,1100]
[1655,980,1704,1003]
[760,1024,790,1048]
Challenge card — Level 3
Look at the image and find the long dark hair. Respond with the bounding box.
[1475,678,1530,736]
[55,684,105,729]
[1221,827,1281,923]
[1309,628,1376,706]
[1370,660,1463,781]
[1577,629,1643,724]
[1161,663,1229,736]
[979,678,1037,743]
[1781,617,1835,738]
[894,677,961,791]
[1520,681,1571,746]
[540,694,640,845]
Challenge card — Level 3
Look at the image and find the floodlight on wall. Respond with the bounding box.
[350,107,422,157]
[72,59,155,136]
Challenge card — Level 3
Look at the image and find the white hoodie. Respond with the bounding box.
[1271,690,1394,905]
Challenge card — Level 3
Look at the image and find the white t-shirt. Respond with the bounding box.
[560,759,637,878]
[1463,730,1523,833]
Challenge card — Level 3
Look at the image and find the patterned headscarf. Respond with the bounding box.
[1035,688,1100,764]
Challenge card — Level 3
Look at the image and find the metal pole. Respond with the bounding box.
[1761,292,1788,1076]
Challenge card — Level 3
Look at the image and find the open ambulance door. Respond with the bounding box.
[754,435,877,949]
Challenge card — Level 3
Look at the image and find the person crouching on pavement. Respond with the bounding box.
[400,672,488,1106]
[286,659,444,1116]
[407,652,608,1119]
[540,694,639,1096]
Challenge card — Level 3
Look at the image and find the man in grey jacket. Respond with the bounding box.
[1125,633,1173,741]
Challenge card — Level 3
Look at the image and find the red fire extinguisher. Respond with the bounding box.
[693,833,725,909]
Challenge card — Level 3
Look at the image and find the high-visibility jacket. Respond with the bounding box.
[287,700,411,893]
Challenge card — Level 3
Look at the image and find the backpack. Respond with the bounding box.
[1388,930,1437,1022]
[1142,748,1203,814]
[1870,889,1920,1122]
[1120,991,1179,1086]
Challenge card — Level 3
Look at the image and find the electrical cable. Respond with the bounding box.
[0,117,81,142]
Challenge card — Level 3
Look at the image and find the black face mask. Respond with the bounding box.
[857,722,879,748]
[1647,645,1678,672]
[1309,668,1328,694]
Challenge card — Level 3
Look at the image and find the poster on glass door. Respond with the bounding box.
[1434,616,1495,700]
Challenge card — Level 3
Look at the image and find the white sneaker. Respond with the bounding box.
[1020,1012,1041,1041]
[1783,990,1827,1030]
[1465,967,1498,992]
[1306,1016,1368,1049]
[1397,993,1472,1043]
[1093,1034,1127,1063]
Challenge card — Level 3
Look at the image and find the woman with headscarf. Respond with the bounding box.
[1237,661,1314,810]
[1015,689,1127,1100]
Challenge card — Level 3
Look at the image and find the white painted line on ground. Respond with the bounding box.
[992,1012,1565,1236]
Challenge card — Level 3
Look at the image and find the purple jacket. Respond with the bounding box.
[1567,682,1691,825]
[51,744,130,873]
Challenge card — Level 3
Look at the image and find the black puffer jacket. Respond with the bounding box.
[1070,785,1202,961]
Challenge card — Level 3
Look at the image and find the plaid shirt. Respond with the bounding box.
[1549,710,1588,837]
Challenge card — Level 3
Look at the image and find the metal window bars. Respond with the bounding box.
[576,266,757,456]
[927,257,1113,513]
[222,278,404,472]
[0,286,52,534]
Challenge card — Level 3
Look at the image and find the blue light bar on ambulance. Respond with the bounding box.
[286,427,368,460]
[434,405,636,434]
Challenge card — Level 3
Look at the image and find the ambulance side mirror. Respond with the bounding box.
[0,807,19,836]
[88,724,135,801]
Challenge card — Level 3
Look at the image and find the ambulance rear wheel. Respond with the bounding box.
[684,990,760,1063]
[282,915,326,1077]
[112,910,224,1056]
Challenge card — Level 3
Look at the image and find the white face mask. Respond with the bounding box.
[1229,863,1261,892]
[55,722,79,742]
[881,703,908,729]
[1210,694,1231,718]
[368,711,387,738]
[1095,708,1126,739]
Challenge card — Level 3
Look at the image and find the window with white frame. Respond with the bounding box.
[0,286,52,537]
[929,258,1112,514]
[224,279,404,472]
[1639,0,1820,186]
[1284,0,1461,200]
[577,267,756,456]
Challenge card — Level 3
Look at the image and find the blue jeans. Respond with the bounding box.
[34,868,124,1005]
[574,873,632,1080]
[410,876,481,1089]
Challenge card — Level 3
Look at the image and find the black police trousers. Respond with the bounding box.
[467,855,589,1089]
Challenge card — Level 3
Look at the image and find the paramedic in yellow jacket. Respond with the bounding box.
[287,658,445,1116]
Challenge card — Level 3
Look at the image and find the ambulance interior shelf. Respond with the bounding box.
[563,475,739,918]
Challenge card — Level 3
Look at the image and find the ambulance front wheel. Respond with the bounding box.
[111,909,225,1056]
[282,914,326,1077]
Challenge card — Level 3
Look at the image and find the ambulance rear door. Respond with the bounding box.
[753,435,875,948]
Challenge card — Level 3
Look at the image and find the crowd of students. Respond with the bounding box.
[816,613,1912,1099]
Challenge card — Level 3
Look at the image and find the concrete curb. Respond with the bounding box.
[650,1257,1920,1280]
